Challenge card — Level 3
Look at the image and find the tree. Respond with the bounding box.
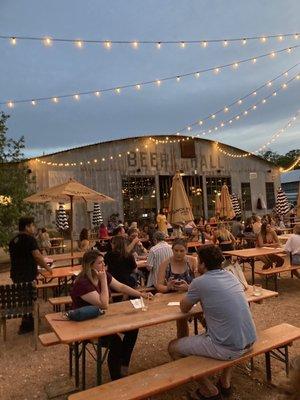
[259,149,300,169]
[0,112,32,247]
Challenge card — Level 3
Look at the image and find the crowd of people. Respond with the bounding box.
[7,210,300,399]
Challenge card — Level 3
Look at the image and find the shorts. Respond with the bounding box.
[172,333,251,361]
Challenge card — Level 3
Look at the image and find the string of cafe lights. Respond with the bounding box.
[149,65,300,139]
[2,32,300,49]
[2,44,299,108]
[280,156,300,172]
[215,109,300,158]
[35,108,299,167]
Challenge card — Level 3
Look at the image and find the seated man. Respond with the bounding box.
[168,245,257,400]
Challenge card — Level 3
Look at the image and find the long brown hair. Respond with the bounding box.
[111,235,129,258]
[77,249,102,283]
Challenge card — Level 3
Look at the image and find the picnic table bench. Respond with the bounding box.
[255,264,300,290]
[68,323,300,400]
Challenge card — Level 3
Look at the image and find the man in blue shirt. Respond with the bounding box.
[168,245,257,400]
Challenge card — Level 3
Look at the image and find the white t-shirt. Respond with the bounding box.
[284,234,300,255]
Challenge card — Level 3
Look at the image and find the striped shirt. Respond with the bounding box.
[146,241,173,287]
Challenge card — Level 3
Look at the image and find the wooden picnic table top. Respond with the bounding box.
[49,252,84,262]
[223,247,285,258]
[39,265,82,279]
[46,288,277,344]
[49,237,64,242]
[187,241,203,248]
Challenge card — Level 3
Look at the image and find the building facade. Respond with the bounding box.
[281,170,300,205]
[26,135,281,232]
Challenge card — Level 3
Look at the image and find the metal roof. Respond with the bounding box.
[281,169,300,183]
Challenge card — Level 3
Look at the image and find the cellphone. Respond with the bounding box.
[174,279,185,285]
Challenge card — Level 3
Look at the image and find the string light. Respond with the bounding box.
[171,64,300,136]
[3,45,299,108]
[3,32,299,48]
[215,109,300,158]
[43,37,52,47]
[280,156,300,172]
[75,40,83,48]
[10,37,17,45]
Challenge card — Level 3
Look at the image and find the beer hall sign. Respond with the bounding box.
[126,150,225,173]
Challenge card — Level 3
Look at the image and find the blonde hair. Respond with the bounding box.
[77,249,103,283]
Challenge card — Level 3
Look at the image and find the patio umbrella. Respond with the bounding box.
[56,203,69,231]
[275,187,291,216]
[297,183,300,218]
[24,178,114,254]
[219,184,235,220]
[230,193,241,217]
[214,193,221,217]
[92,203,103,228]
[167,172,194,225]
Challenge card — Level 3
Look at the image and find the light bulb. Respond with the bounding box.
[52,97,59,103]
[31,100,36,106]
[10,37,17,45]
[238,99,243,105]
[187,126,191,131]
[94,91,101,97]
[7,101,14,108]
[156,42,162,49]
[242,38,247,45]
[198,120,203,125]
[176,76,181,82]
[244,111,248,115]
[287,48,292,53]
[73,94,80,101]
[260,37,267,43]
[277,35,284,41]
[211,114,216,119]
[270,51,276,58]
[156,79,161,86]
[75,40,83,48]
[232,62,239,69]
[252,105,257,110]
[262,99,266,104]
[282,83,287,89]
[43,37,52,46]
[132,41,139,49]
[214,67,220,74]
[115,88,121,94]
[104,41,112,49]
[252,58,257,64]
[253,91,257,96]
[267,81,272,86]
[195,72,200,79]
[223,40,228,47]
[201,41,208,48]
[135,84,141,90]
[180,41,186,48]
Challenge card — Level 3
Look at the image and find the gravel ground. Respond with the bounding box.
[0,265,299,400]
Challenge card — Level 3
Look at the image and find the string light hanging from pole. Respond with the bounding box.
[1,32,299,50]
[2,44,299,109]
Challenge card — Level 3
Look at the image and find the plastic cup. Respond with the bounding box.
[140,296,149,311]
[253,284,262,297]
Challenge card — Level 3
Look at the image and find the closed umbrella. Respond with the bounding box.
[24,178,114,254]
[275,187,291,216]
[92,203,103,228]
[214,193,221,217]
[168,172,194,225]
[56,203,69,231]
[220,184,235,220]
[230,193,241,217]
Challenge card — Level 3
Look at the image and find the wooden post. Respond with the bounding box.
[70,195,74,256]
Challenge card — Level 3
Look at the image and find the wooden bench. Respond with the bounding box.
[68,323,300,400]
[37,281,60,300]
[255,265,300,291]
[39,332,61,346]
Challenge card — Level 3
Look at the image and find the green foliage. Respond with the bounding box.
[259,149,300,169]
[0,112,32,247]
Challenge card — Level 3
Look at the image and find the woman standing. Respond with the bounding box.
[257,222,284,269]
[156,209,168,236]
[71,249,152,380]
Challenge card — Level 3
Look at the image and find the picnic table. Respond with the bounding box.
[45,287,278,389]
[223,247,285,284]
[49,237,65,254]
[49,251,84,266]
[39,265,82,295]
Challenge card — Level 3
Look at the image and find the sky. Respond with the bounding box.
[1,0,300,158]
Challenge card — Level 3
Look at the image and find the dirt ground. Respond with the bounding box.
[0,264,299,400]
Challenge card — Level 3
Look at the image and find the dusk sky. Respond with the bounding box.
[1,0,300,158]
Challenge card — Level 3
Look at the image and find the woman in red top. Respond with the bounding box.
[71,249,152,380]
[99,223,109,239]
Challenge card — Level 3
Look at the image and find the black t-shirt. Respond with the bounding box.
[9,233,39,282]
[104,251,137,287]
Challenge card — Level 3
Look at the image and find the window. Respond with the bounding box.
[159,175,204,218]
[122,176,156,222]
[265,182,275,209]
[241,182,252,211]
[180,140,196,158]
[206,177,231,217]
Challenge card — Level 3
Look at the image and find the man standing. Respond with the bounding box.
[168,245,256,400]
[146,231,173,287]
[9,216,52,334]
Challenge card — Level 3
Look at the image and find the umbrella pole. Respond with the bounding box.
[70,195,74,257]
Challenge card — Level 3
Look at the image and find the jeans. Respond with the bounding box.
[101,330,139,380]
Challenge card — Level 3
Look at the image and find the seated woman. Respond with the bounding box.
[156,238,198,337]
[139,225,151,249]
[190,227,200,242]
[284,224,300,278]
[213,223,235,252]
[99,223,109,239]
[203,224,214,244]
[156,238,198,293]
[257,222,284,269]
[70,249,152,380]
[78,228,91,252]
[126,228,147,256]
[104,236,138,289]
